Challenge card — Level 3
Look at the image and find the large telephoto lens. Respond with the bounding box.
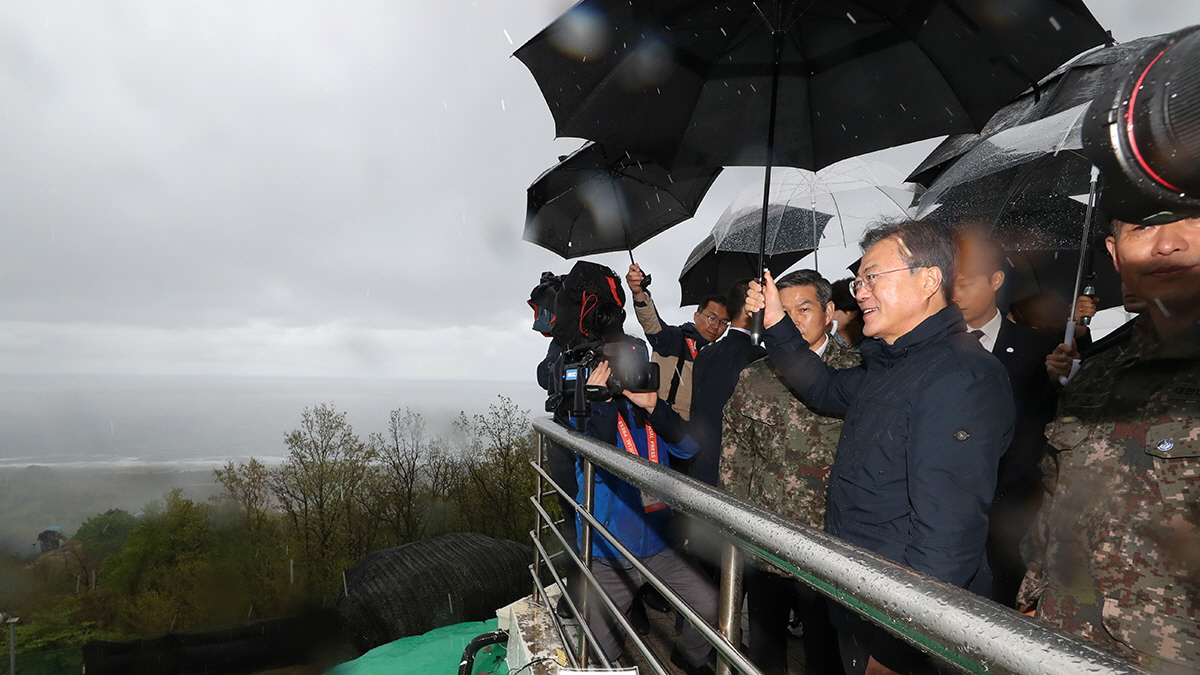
[1084,25,1200,223]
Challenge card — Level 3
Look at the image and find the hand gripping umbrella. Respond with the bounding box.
[517,0,1109,339]
[524,141,723,261]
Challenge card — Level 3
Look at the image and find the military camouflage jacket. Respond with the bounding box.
[1019,316,1200,670]
[719,335,861,533]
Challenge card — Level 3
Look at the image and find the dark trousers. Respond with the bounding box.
[745,568,843,675]
[986,471,1043,608]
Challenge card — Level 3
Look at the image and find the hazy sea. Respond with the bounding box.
[0,375,549,469]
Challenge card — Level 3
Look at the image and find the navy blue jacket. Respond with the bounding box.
[762,304,1013,592]
[688,329,766,485]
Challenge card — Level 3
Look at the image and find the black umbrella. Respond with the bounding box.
[915,102,1107,344]
[515,0,1109,172]
[919,148,1095,252]
[518,0,1108,337]
[678,235,815,308]
[908,36,1158,187]
[524,141,722,259]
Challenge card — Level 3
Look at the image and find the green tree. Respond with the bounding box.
[366,409,452,545]
[102,490,216,634]
[213,458,271,529]
[269,404,377,597]
[453,396,536,542]
[68,509,136,586]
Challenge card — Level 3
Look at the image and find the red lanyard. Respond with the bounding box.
[616,411,658,464]
[685,337,698,359]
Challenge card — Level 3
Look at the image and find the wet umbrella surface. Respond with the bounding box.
[515,0,1111,171]
[524,141,722,258]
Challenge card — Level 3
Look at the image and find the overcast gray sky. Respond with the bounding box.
[0,1,1196,382]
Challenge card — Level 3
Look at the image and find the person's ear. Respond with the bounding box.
[924,266,944,300]
[990,270,1005,292]
[824,301,836,318]
[1105,236,1120,274]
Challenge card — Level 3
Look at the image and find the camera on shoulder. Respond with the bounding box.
[546,336,661,417]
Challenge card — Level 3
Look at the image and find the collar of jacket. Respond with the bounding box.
[1119,314,1200,364]
[858,304,966,368]
[681,322,710,349]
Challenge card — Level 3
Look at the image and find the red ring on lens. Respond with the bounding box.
[1125,48,1183,193]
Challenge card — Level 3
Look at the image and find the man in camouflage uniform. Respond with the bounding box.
[1019,217,1200,671]
[721,269,861,675]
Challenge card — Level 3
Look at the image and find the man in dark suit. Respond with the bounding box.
[953,230,1059,607]
[688,278,767,487]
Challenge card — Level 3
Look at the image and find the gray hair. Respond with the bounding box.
[858,219,956,302]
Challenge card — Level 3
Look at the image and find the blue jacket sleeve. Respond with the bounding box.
[761,317,863,417]
[903,366,1013,587]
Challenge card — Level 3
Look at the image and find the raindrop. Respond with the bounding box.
[503,28,513,44]
[846,12,857,24]
[720,27,727,36]
[750,84,756,92]
[899,103,906,112]
[442,99,448,109]
[501,99,506,111]
[1048,16,1062,31]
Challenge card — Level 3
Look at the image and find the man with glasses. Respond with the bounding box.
[746,220,1013,675]
[627,264,729,421]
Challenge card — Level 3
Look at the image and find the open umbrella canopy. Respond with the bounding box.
[524,141,722,258]
[515,0,1110,172]
[678,233,811,307]
[714,159,917,254]
[916,103,1097,251]
[907,35,1160,187]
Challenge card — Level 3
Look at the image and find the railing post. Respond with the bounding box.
[533,432,547,598]
[577,457,596,669]
[717,542,743,675]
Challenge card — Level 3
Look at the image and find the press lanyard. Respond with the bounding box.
[615,408,666,513]
[616,412,658,463]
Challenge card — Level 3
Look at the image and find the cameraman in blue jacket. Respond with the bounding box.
[572,360,718,675]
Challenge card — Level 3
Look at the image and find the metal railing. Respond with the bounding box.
[529,416,1149,675]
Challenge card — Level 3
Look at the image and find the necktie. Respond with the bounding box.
[969,330,985,342]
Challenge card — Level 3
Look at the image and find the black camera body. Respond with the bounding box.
[1084,25,1200,224]
[546,336,660,421]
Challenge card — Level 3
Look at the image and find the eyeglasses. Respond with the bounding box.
[849,266,919,294]
[698,311,731,329]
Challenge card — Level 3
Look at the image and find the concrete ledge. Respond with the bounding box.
[497,586,567,675]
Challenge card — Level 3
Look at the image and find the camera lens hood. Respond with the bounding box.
[1083,25,1200,224]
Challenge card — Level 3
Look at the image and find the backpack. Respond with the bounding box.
[551,261,626,347]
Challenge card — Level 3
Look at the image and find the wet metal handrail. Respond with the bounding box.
[532,417,1149,675]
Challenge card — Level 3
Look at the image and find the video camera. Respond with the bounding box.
[531,261,660,425]
[1083,25,1200,224]
[545,336,661,422]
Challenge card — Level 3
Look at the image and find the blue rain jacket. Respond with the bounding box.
[572,398,698,565]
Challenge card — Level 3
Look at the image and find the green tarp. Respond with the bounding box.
[328,619,508,675]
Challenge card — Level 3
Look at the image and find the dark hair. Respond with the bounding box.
[953,227,1006,275]
[776,269,832,305]
[697,294,726,314]
[723,279,754,319]
[830,278,860,313]
[859,219,956,302]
